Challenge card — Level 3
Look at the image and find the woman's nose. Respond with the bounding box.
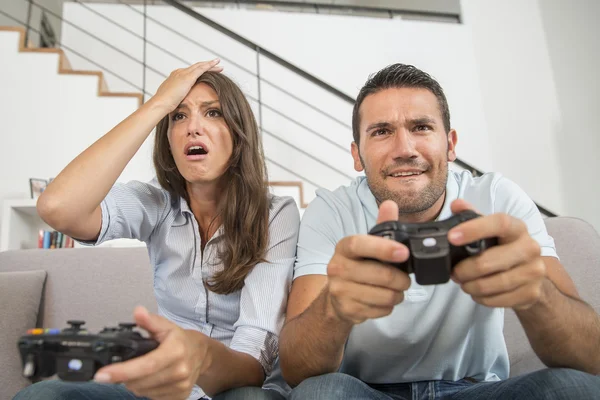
[185,116,203,137]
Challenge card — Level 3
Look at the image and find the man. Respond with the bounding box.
[279,63,600,399]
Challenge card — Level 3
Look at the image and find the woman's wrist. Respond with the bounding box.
[186,329,217,378]
[144,95,175,116]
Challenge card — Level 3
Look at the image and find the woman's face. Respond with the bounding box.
[167,83,234,186]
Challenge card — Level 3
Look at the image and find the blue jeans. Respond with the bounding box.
[13,380,285,400]
[290,369,600,400]
[13,381,149,400]
[213,387,286,400]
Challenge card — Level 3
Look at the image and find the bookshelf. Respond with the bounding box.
[1,199,46,251]
[0,199,145,251]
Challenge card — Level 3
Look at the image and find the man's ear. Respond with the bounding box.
[447,129,458,162]
[351,141,364,172]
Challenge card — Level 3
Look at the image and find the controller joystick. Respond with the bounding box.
[118,323,137,331]
[66,320,86,331]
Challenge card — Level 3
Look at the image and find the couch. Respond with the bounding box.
[1,216,599,399]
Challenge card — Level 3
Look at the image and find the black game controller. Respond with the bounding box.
[17,320,159,382]
[368,210,498,285]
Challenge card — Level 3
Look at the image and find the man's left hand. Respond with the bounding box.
[93,306,210,400]
[449,199,547,310]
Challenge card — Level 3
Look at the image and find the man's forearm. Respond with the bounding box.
[516,278,600,375]
[280,287,354,387]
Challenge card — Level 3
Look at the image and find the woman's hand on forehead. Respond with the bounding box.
[151,59,224,113]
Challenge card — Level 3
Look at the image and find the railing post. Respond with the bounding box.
[25,0,33,47]
[256,46,263,133]
[142,0,147,104]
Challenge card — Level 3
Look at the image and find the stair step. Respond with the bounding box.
[0,25,142,107]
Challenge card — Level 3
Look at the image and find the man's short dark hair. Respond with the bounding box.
[352,63,451,144]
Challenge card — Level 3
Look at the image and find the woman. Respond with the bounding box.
[15,59,299,400]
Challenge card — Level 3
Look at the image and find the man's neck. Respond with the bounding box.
[396,191,447,224]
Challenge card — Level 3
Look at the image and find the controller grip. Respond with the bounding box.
[134,339,159,356]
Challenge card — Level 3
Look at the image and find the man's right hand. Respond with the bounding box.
[325,200,412,325]
[150,59,224,112]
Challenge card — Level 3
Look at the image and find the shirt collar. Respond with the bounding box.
[170,195,191,227]
[174,195,224,241]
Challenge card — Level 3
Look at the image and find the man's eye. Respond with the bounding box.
[415,125,432,132]
[207,109,222,118]
[372,129,389,136]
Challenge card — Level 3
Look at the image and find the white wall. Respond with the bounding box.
[0,30,147,229]
[536,0,600,235]
[0,2,29,29]
[461,0,565,215]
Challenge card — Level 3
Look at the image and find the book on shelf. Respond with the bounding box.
[38,230,74,249]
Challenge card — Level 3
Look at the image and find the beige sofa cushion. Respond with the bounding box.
[505,216,600,376]
[0,270,47,399]
[0,247,156,333]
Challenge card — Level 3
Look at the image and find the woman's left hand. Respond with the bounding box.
[93,306,211,400]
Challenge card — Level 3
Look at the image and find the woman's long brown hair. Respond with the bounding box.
[153,72,270,295]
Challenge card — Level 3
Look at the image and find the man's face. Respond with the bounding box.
[351,87,457,215]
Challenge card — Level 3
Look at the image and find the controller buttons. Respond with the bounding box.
[23,354,35,377]
[420,237,443,254]
[422,237,437,247]
[465,241,483,255]
[68,359,83,371]
[27,329,44,335]
[380,231,394,240]
[45,329,61,335]
[92,341,106,352]
[111,355,122,363]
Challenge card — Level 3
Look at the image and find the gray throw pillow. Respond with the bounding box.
[0,270,47,399]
